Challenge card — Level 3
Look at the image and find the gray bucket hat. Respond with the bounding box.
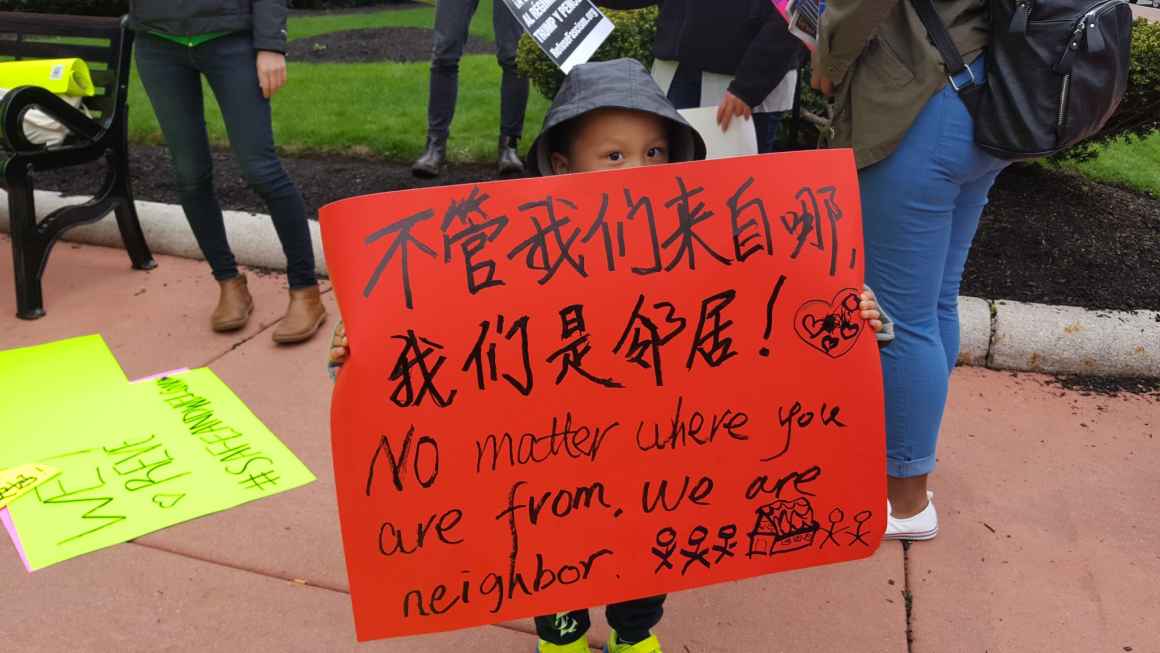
[526,58,707,177]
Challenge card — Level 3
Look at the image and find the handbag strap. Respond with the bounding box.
[909,0,984,111]
[910,0,970,76]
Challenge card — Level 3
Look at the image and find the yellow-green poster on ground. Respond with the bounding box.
[0,336,315,570]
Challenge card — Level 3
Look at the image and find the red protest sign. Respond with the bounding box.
[321,149,885,642]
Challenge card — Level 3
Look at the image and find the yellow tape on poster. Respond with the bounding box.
[0,58,95,97]
[0,464,60,510]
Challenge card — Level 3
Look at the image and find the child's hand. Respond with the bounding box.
[329,321,349,369]
[860,288,884,334]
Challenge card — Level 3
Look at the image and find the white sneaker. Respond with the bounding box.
[884,491,938,541]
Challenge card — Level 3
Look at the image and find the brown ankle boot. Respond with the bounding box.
[272,285,328,344]
[211,274,254,332]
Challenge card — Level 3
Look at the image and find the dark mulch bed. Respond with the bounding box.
[287,26,490,63]
[1047,374,1160,399]
[962,163,1160,312]
[30,144,495,220]
[31,147,1160,312]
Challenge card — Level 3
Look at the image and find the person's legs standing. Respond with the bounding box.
[494,0,530,173]
[197,33,326,343]
[665,63,701,111]
[860,85,962,519]
[135,35,237,283]
[135,34,253,332]
[606,595,666,646]
[753,112,782,153]
[862,56,1004,522]
[534,596,665,651]
[535,609,592,649]
[414,0,480,176]
[937,172,1000,373]
[428,0,478,139]
[196,34,316,290]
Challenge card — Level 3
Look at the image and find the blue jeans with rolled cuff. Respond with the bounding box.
[859,56,1008,478]
[135,32,318,289]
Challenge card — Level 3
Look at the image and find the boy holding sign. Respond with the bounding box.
[329,59,886,653]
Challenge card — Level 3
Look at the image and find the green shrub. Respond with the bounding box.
[0,0,128,15]
[516,7,658,101]
[1057,18,1160,161]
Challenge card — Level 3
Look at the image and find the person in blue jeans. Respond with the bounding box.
[129,0,327,344]
[814,1,1009,540]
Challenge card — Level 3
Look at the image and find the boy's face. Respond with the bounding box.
[551,108,671,175]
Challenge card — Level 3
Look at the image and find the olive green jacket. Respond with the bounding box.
[817,0,989,168]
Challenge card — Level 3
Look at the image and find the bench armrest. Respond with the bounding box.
[1,85,103,153]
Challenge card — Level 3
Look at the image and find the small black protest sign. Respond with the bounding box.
[502,0,615,73]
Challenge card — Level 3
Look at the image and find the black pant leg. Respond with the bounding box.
[534,609,592,645]
[606,594,666,645]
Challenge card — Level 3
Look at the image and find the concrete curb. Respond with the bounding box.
[3,190,1159,378]
[989,300,1160,378]
[0,189,328,279]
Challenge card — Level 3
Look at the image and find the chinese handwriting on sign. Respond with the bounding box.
[363,178,850,310]
[368,177,855,405]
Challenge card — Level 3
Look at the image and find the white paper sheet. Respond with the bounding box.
[678,106,759,160]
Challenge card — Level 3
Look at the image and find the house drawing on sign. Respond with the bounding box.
[747,497,820,557]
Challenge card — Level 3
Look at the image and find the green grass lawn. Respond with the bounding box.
[288,1,495,41]
[126,1,551,162]
[1064,132,1160,197]
[123,2,1158,195]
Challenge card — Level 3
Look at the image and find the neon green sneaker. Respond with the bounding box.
[537,636,590,653]
[604,631,663,653]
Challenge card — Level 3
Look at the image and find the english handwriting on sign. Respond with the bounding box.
[34,465,127,545]
[473,413,615,473]
[496,480,618,527]
[378,508,464,557]
[761,401,847,462]
[634,397,749,452]
[641,475,714,514]
[321,150,885,641]
[366,427,441,495]
[156,377,282,491]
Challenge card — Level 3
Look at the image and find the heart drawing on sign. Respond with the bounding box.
[152,493,186,509]
[794,288,864,358]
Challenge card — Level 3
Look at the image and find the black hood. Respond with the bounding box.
[526,58,707,176]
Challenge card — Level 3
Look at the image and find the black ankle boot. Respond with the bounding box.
[412,135,447,178]
[497,135,524,176]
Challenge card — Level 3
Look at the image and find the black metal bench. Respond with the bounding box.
[0,12,155,320]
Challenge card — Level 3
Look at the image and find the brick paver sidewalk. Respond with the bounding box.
[2,237,1156,652]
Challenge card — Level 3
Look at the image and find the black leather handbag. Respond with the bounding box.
[911,0,1134,160]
